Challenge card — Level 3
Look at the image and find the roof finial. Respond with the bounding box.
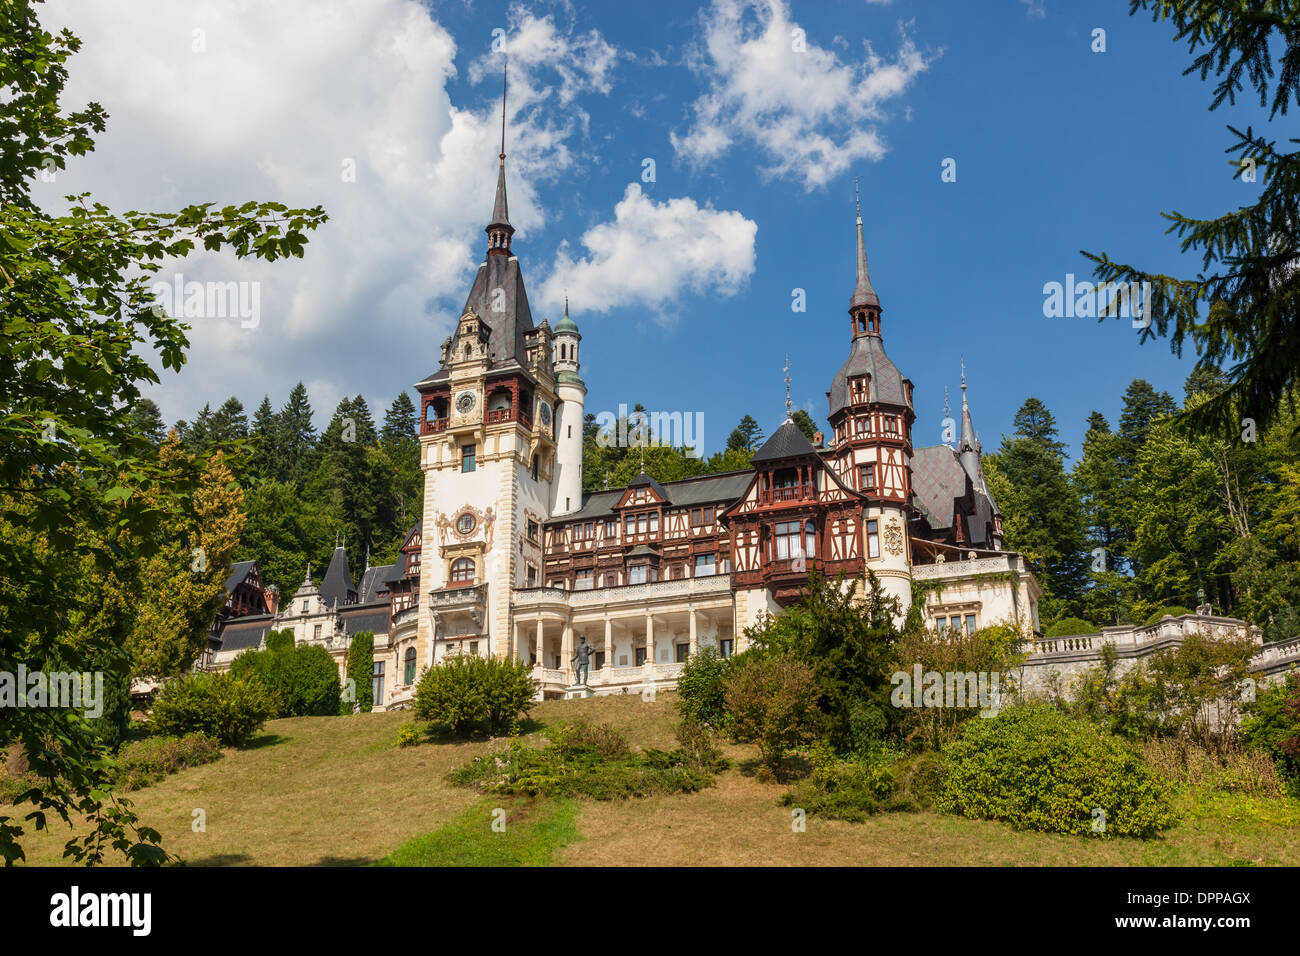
[944,385,951,420]
[564,292,569,317]
[783,355,793,420]
[854,176,861,223]
[960,357,968,402]
[499,59,508,164]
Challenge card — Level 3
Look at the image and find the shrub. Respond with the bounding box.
[230,639,341,718]
[938,703,1175,837]
[675,647,733,727]
[449,719,716,799]
[1141,737,1286,799]
[781,743,943,822]
[149,672,274,747]
[1239,673,1300,790]
[889,621,1026,752]
[395,722,422,748]
[114,733,222,790]
[345,630,374,714]
[746,569,903,752]
[291,644,342,717]
[723,652,820,777]
[1044,617,1101,638]
[414,654,536,737]
[674,719,728,774]
[1144,606,1193,626]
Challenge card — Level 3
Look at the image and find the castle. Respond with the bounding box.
[200,131,1300,711]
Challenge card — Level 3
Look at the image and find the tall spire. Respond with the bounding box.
[850,176,879,312]
[486,61,514,256]
[783,355,793,421]
[958,358,978,455]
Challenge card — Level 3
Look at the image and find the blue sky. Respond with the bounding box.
[45,0,1277,462]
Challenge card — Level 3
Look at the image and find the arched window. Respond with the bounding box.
[404,647,417,685]
[450,557,475,584]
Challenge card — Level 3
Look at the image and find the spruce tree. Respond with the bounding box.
[1085,1,1300,433]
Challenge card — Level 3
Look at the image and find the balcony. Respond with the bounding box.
[512,573,732,612]
[759,484,814,505]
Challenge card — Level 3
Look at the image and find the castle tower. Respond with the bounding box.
[551,297,585,516]
[825,187,915,617]
[411,67,563,667]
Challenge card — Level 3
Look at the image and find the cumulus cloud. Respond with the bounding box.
[38,0,618,427]
[672,0,932,190]
[538,183,756,320]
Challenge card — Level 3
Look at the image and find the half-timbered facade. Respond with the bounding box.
[367,133,1043,701]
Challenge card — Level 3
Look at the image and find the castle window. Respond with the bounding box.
[718,638,734,658]
[575,569,593,590]
[605,518,617,538]
[450,557,475,584]
[302,601,309,614]
[675,644,689,663]
[461,444,476,473]
[965,614,977,635]
[860,463,876,493]
[804,521,818,559]
[457,512,476,534]
[774,521,804,561]
[313,624,321,640]
[867,519,880,558]
[470,642,479,656]
[404,648,417,685]
[372,661,385,705]
[527,519,540,542]
[531,456,539,481]
[629,564,647,585]
[635,646,647,666]
[694,553,716,577]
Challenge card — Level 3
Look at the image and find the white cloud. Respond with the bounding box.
[672,0,932,190]
[38,0,618,427]
[538,183,756,320]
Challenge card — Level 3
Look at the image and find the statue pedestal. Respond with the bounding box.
[564,683,594,700]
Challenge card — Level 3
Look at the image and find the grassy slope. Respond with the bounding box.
[13,693,1300,866]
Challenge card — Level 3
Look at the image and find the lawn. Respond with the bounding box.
[11,692,1300,866]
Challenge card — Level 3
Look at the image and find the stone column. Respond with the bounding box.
[512,619,521,662]
[562,620,575,684]
[604,617,613,671]
[689,607,699,658]
[645,613,655,669]
[535,617,544,668]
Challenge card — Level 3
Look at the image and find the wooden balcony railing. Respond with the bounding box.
[759,484,813,505]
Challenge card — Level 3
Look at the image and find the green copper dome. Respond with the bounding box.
[554,297,579,335]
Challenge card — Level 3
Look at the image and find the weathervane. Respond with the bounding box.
[854,176,861,220]
[783,355,792,419]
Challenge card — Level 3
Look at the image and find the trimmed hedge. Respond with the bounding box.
[938,703,1175,837]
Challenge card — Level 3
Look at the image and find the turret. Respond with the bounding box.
[552,298,585,516]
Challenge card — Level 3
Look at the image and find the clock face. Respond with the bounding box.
[539,401,552,426]
[455,391,476,414]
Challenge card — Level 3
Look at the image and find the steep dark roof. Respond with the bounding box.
[628,471,669,501]
[912,444,999,547]
[216,614,274,653]
[338,602,390,637]
[911,445,967,533]
[320,546,355,609]
[552,470,753,523]
[827,334,909,418]
[224,560,257,594]
[358,564,395,603]
[751,418,818,463]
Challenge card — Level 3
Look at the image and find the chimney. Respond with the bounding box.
[813,431,824,447]
[263,585,280,616]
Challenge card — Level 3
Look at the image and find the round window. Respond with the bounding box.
[456,512,476,534]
